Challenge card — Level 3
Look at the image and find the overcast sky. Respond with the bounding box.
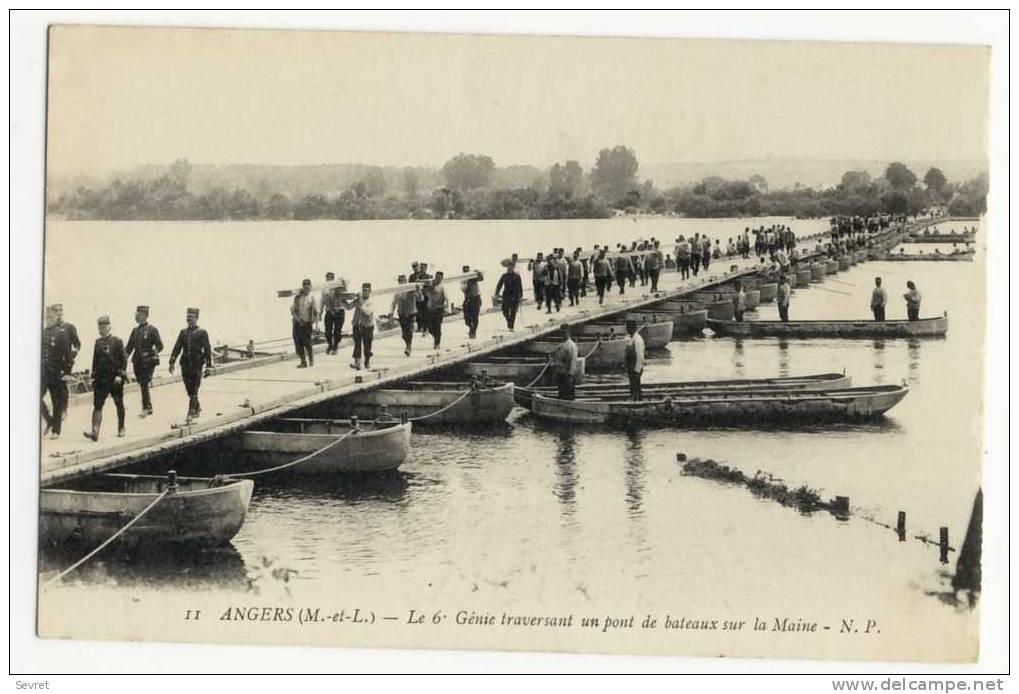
[47,25,990,176]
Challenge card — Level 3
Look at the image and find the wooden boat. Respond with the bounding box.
[616,309,707,336]
[648,298,733,321]
[517,335,631,369]
[575,320,674,349]
[838,257,851,271]
[462,356,586,386]
[230,418,411,474]
[40,473,254,548]
[904,234,975,244]
[795,267,812,285]
[757,282,778,302]
[525,385,909,425]
[707,314,949,338]
[693,289,760,311]
[879,250,975,262]
[810,264,826,282]
[825,260,838,274]
[330,381,514,425]
[515,372,853,409]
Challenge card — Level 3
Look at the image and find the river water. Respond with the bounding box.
[40,217,984,660]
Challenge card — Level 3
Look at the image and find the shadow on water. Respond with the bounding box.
[252,469,413,504]
[552,429,579,513]
[41,542,250,591]
[521,412,904,435]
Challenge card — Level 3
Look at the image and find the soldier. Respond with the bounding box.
[169,307,213,420]
[390,275,421,356]
[83,315,128,441]
[52,303,81,358]
[41,305,74,438]
[320,272,347,354]
[460,265,483,339]
[346,283,376,370]
[125,305,163,417]
[291,278,318,368]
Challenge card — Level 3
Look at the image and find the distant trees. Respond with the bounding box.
[923,167,948,196]
[840,170,872,190]
[884,162,917,190]
[441,153,496,191]
[548,160,584,198]
[402,168,420,200]
[591,145,639,202]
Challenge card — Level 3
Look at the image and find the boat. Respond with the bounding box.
[757,282,778,302]
[879,250,975,262]
[825,260,838,274]
[810,264,826,281]
[229,418,411,474]
[904,234,976,244]
[693,289,760,311]
[795,267,812,285]
[615,309,707,336]
[838,257,851,271]
[514,371,853,409]
[462,356,586,386]
[574,320,674,349]
[40,473,254,548]
[648,298,733,321]
[516,335,631,369]
[707,314,949,338]
[329,381,514,425]
[524,385,909,425]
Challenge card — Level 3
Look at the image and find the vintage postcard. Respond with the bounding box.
[36,23,990,664]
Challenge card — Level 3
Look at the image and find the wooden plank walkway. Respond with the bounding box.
[40,221,923,486]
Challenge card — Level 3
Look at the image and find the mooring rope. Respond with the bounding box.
[406,388,475,423]
[224,428,359,478]
[44,489,170,588]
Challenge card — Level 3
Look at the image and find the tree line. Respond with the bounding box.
[48,149,987,222]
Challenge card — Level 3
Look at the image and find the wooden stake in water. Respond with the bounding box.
[939,527,950,564]
[897,511,906,542]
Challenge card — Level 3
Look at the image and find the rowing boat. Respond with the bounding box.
[647,298,734,321]
[838,257,851,271]
[329,381,514,425]
[573,320,674,349]
[516,335,632,369]
[795,267,812,285]
[904,234,976,244]
[525,385,909,425]
[707,314,949,338]
[461,356,586,386]
[810,264,826,281]
[229,418,411,474]
[693,289,760,311]
[878,251,975,262]
[40,473,254,549]
[825,260,838,274]
[514,372,853,409]
[614,309,707,336]
[757,282,778,302]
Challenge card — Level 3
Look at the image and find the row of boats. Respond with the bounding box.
[39,221,941,562]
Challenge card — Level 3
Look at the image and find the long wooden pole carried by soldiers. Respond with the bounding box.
[276,271,483,299]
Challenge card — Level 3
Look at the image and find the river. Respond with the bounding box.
[40,216,984,660]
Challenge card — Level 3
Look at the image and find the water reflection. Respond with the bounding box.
[732,339,746,374]
[623,428,646,516]
[552,430,579,514]
[777,339,790,376]
[906,339,922,384]
[255,470,411,504]
[871,339,886,383]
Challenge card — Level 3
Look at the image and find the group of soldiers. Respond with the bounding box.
[41,303,213,441]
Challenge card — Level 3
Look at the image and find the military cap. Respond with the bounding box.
[187,307,200,317]
[462,265,470,272]
[397,274,407,283]
[362,282,372,290]
[325,272,335,280]
[49,303,63,312]
[136,305,150,313]
[97,315,110,324]
[302,278,312,287]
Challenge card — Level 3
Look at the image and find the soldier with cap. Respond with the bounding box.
[391,274,421,356]
[321,272,347,354]
[624,320,646,402]
[125,305,164,417]
[41,304,75,438]
[52,303,81,359]
[169,308,213,420]
[83,315,128,441]
[550,324,579,400]
[414,262,433,334]
[423,271,449,349]
[494,260,523,330]
[346,283,376,370]
[291,278,318,368]
[460,265,483,339]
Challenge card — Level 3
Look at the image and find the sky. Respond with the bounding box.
[46,25,990,176]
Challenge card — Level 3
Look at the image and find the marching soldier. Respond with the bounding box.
[41,304,75,438]
[460,265,483,339]
[125,305,164,417]
[169,307,213,420]
[83,315,128,441]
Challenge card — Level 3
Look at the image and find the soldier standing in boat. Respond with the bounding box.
[125,305,163,417]
[495,260,524,330]
[169,307,213,421]
[550,323,579,400]
[460,265,483,339]
[903,281,922,322]
[83,315,128,441]
[624,320,645,402]
[41,304,75,438]
[391,274,421,356]
[347,282,376,370]
[777,275,791,323]
[733,281,748,322]
[870,277,887,322]
[321,271,347,354]
[290,278,318,368]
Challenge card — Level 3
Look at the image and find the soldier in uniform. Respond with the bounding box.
[460,265,483,339]
[125,305,164,417]
[83,315,128,441]
[41,305,75,438]
[169,307,213,420]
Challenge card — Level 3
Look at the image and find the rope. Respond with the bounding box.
[524,359,553,389]
[44,489,170,588]
[407,387,475,423]
[224,428,358,478]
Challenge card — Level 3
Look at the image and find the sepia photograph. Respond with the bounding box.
[10,10,1010,678]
